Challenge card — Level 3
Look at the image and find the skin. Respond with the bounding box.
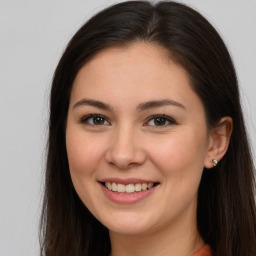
[66,42,232,256]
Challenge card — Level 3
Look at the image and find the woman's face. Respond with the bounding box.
[66,42,212,236]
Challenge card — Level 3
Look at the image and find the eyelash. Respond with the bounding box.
[80,114,177,127]
[144,114,177,127]
[80,114,110,126]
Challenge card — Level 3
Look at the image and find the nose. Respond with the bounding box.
[105,126,146,169]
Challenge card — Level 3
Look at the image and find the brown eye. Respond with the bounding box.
[146,115,177,127]
[93,116,105,125]
[154,117,167,126]
[81,114,110,126]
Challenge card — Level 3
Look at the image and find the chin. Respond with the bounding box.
[108,224,153,236]
[97,211,157,236]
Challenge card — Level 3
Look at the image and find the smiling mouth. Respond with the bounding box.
[103,182,159,193]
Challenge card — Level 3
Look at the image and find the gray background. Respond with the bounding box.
[0,0,255,255]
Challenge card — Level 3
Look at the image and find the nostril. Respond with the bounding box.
[104,141,147,169]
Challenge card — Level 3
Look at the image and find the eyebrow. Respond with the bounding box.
[72,98,185,111]
[137,99,185,111]
[72,99,113,111]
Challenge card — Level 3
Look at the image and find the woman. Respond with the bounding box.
[40,1,256,255]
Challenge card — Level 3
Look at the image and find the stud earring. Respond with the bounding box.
[212,159,218,167]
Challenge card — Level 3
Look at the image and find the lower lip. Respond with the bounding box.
[100,183,158,204]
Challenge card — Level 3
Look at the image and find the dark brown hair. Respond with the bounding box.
[40,1,256,255]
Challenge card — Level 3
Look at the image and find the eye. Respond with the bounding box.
[81,114,110,126]
[145,114,177,127]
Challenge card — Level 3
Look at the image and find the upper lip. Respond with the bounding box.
[99,178,158,185]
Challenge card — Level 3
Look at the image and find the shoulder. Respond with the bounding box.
[192,244,212,256]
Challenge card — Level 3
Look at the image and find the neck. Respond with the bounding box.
[109,207,204,256]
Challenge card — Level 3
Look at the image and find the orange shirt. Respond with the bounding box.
[192,244,212,256]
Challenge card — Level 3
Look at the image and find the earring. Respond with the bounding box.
[212,159,218,167]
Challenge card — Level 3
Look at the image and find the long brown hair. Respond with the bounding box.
[40,1,256,255]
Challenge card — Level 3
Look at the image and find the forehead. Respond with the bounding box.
[73,43,187,89]
[70,42,203,114]
[88,42,172,66]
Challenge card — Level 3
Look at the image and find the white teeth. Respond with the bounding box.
[106,182,112,190]
[142,183,147,191]
[112,182,117,192]
[117,183,126,193]
[104,182,156,193]
[148,183,154,189]
[135,183,142,191]
[125,184,135,193]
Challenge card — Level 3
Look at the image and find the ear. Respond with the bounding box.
[204,116,233,169]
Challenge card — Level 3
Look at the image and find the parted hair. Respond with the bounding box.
[40,1,256,255]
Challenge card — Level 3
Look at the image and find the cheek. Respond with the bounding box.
[147,130,208,219]
[65,128,106,210]
[66,130,104,177]
[148,129,208,179]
